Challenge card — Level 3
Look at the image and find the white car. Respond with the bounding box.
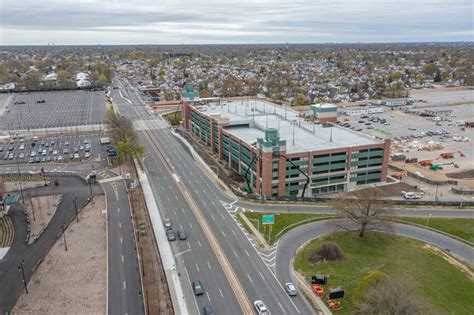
[85,152,91,158]
[58,155,63,161]
[254,300,269,314]
[30,151,36,157]
[19,153,25,159]
[53,150,58,155]
[74,153,80,159]
[285,282,298,296]
[19,144,25,150]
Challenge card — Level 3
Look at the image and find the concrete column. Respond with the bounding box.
[210,120,215,153]
[183,101,191,129]
[261,151,273,196]
[380,139,391,181]
[278,151,286,197]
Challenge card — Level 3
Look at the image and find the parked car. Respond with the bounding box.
[163,217,172,228]
[192,281,204,295]
[58,155,63,161]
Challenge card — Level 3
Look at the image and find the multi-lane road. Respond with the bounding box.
[111,78,474,315]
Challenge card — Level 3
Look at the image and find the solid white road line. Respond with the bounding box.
[247,274,253,283]
[207,261,212,270]
[219,288,224,298]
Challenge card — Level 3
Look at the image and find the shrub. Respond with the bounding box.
[308,242,344,264]
[352,271,387,304]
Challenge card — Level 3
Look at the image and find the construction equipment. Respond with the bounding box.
[419,160,433,167]
[430,162,454,171]
[391,172,406,180]
[405,157,418,163]
[312,284,324,297]
[440,152,454,159]
[327,300,342,310]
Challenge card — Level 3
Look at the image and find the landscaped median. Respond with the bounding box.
[294,231,474,315]
[241,212,333,245]
[398,217,474,243]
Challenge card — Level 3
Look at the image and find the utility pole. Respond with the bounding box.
[18,260,28,294]
[73,197,79,222]
[62,223,68,251]
[16,158,25,204]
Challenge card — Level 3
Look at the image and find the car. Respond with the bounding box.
[32,136,39,142]
[36,99,46,103]
[79,145,84,151]
[40,140,45,146]
[85,152,91,158]
[8,146,14,151]
[42,149,47,156]
[285,282,298,296]
[65,141,69,146]
[35,156,41,163]
[0,147,3,152]
[178,228,187,240]
[163,217,172,228]
[408,127,417,130]
[28,157,35,163]
[192,281,204,295]
[74,147,79,153]
[19,144,25,150]
[85,146,91,152]
[63,148,69,154]
[19,138,24,143]
[74,153,80,159]
[254,300,269,314]
[46,156,51,162]
[45,142,49,147]
[367,126,375,129]
[166,228,176,241]
[30,151,36,157]
[41,157,46,162]
[19,153,25,159]
[3,153,9,160]
[51,140,55,145]
[203,305,215,315]
[9,139,15,144]
[53,150,58,155]
[58,155,63,161]
[14,101,26,105]
[8,153,14,160]
[84,139,89,144]
[48,147,53,153]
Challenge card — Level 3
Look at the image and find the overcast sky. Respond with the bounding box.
[0,0,472,45]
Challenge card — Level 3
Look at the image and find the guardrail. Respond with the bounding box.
[274,216,336,241]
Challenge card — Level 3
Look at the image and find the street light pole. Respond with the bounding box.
[62,223,68,251]
[426,213,432,229]
[73,197,78,222]
[18,260,28,294]
[16,158,25,204]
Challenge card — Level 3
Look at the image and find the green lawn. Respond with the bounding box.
[244,212,332,244]
[399,217,474,243]
[294,231,474,315]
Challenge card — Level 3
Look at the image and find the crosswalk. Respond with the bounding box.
[220,200,279,271]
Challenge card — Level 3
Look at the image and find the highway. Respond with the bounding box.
[112,78,474,315]
[112,78,314,314]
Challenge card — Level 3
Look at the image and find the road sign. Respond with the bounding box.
[262,214,275,225]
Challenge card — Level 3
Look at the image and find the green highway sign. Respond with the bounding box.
[262,214,275,225]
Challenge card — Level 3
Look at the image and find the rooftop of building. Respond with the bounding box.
[192,98,383,154]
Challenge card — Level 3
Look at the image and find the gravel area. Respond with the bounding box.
[13,196,106,314]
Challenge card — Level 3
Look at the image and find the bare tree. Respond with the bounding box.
[354,277,435,315]
[331,189,393,238]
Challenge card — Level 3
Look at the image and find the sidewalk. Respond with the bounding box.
[137,168,188,315]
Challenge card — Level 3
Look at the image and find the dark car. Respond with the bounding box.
[203,305,215,315]
[192,281,204,295]
[14,101,26,105]
[8,146,14,151]
[178,228,187,240]
[166,228,176,241]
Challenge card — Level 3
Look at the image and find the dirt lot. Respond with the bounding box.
[13,196,106,314]
[343,182,422,198]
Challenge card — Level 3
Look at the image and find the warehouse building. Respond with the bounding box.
[181,86,390,197]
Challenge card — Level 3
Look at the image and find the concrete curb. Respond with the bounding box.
[137,168,188,315]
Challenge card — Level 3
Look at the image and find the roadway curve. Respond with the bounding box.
[275,219,474,305]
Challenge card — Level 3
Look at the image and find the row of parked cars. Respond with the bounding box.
[393,129,450,141]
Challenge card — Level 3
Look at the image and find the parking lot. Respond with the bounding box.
[0,135,101,165]
[337,103,473,172]
[1,90,106,131]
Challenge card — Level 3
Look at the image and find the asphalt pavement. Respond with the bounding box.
[0,176,93,313]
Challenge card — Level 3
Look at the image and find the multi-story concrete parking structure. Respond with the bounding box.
[182,87,390,198]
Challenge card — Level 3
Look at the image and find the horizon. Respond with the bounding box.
[1,0,472,45]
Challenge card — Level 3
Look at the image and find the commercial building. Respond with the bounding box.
[182,86,390,198]
[311,103,337,123]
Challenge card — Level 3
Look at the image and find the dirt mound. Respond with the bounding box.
[446,169,474,180]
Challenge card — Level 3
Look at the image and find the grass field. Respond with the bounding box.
[294,231,474,315]
[399,217,474,243]
[244,212,332,244]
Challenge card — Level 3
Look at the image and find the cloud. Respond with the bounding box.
[0,0,472,44]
